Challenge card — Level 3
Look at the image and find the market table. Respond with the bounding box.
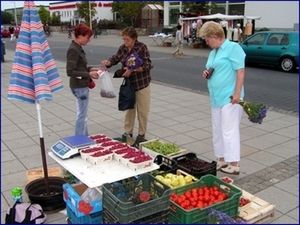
[48,152,159,188]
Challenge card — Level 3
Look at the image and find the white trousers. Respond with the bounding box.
[211,103,243,162]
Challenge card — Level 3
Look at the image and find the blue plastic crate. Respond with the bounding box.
[67,205,103,224]
[63,183,102,217]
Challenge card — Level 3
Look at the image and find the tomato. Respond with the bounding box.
[184,191,192,199]
[198,188,204,195]
[203,194,210,203]
[191,200,197,207]
[197,201,204,208]
[213,190,220,197]
[192,191,198,198]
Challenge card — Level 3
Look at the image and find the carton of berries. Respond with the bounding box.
[87,149,114,165]
[119,150,146,166]
[127,154,153,171]
[79,145,105,161]
[113,147,137,162]
[108,143,129,152]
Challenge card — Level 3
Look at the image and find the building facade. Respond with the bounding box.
[163,1,299,30]
[49,1,113,25]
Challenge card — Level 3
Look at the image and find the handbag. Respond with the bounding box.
[118,78,135,111]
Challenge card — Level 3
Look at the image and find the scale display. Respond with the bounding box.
[51,135,95,159]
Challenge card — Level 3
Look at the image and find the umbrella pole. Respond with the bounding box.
[36,102,50,194]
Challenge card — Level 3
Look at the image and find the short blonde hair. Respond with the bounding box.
[200,21,225,39]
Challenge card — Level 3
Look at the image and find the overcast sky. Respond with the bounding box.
[1,1,58,10]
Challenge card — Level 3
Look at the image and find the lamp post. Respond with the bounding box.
[89,1,92,29]
[14,2,18,25]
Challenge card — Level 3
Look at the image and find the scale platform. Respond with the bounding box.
[51,135,95,159]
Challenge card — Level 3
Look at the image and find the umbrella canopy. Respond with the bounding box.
[8,1,63,103]
[7,1,63,196]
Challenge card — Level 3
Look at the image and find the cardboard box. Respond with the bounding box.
[26,167,64,183]
[63,183,103,217]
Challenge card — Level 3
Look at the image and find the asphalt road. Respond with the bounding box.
[4,39,298,114]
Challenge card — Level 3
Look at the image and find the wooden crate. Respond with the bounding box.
[26,167,64,183]
[238,189,275,224]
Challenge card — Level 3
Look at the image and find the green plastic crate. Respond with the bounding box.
[102,173,171,223]
[168,174,242,224]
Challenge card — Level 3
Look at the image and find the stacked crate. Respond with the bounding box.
[102,173,171,223]
[168,174,242,224]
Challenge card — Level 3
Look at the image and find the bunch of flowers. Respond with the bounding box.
[125,52,143,71]
[230,96,267,124]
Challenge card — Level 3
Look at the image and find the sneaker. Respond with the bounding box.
[217,160,228,170]
[220,165,240,175]
[132,135,147,148]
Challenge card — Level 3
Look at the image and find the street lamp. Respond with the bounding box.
[14,2,18,25]
[89,1,92,29]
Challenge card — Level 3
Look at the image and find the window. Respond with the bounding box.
[267,34,287,45]
[247,33,266,45]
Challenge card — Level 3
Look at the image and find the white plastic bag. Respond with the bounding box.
[99,71,116,98]
[81,187,102,203]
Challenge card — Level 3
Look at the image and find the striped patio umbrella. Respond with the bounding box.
[7,1,63,194]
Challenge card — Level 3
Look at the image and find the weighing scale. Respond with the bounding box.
[51,135,95,159]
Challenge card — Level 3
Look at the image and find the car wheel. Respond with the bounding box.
[280,56,295,72]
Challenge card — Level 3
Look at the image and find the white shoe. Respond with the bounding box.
[217,160,228,170]
[220,165,240,175]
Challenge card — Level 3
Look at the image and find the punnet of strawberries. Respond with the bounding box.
[89,134,107,140]
[123,151,144,159]
[115,147,136,155]
[130,155,152,163]
[170,186,228,210]
[91,150,113,157]
[100,141,119,147]
[109,143,127,150]
[81,147,104,153]
[95,137,112,143]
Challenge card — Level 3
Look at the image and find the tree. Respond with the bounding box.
[77,1,96,27]
[1,11,13,24]
[112,2,145,27]
[38,6,50,24]
[50,13,61,26]
[183,2,217,15]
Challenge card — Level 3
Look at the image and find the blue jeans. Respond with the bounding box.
[71,88,89,136]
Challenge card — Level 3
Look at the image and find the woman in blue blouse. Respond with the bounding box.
[200,21,246,175]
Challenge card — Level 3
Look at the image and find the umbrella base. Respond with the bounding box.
[25,176,66,212]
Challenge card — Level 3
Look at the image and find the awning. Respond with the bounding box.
[180,13,261,21]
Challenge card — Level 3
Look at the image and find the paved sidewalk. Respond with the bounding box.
[1,34,298,224]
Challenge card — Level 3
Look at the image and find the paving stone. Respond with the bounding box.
[256,186,298,214]
[286,208,299,221]
[2,160,26,176]
[1,151,16,162]
[271,214,298,224]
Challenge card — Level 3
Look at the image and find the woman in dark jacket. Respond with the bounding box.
[66,23,99,135]
[102,27,152,146]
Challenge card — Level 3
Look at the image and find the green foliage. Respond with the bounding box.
[77,1,96,26]
[50,13,61,26]
[1,11,13,24]
[112,2,145,26]
[38,6,50,24]
[183,2,217,15]
[97,19,119,29]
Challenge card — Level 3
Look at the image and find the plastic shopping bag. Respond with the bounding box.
[99,71,116,98]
